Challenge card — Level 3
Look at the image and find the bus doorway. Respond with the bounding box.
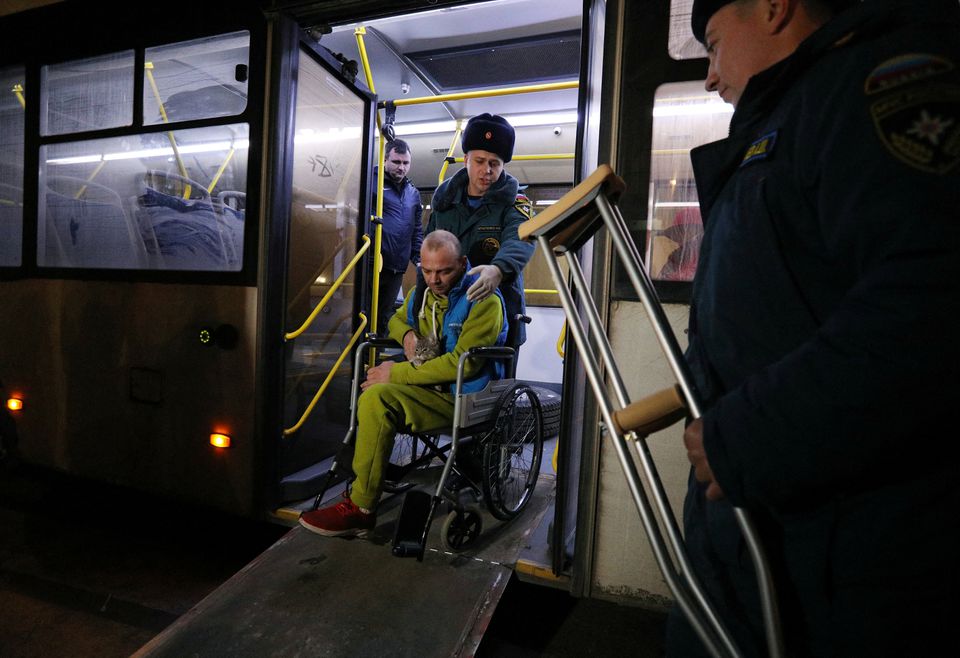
[276,0,589,582]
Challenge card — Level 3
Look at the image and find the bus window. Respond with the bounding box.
[40,51,135,136]
[669,0,707,60]
[35,30,252,272]
[0,64,25,267]
[38,122,249,271]
[646,81,732,283]
[144,31,250,125]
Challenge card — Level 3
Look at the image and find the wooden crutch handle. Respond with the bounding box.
[611,385,687,437]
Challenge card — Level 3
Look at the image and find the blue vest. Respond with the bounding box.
[408,268,508,394]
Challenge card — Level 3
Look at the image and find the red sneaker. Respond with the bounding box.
[299,496,376,537]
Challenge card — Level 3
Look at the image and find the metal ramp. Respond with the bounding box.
[133,475,555,658]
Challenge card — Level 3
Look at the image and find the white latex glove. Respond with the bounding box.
[466,264,503,302]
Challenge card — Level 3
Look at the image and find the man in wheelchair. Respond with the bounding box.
[300,230,507,537]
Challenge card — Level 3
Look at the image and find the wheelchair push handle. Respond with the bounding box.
[611,385,687,437]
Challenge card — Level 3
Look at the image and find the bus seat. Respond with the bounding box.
[134,171,232,271]
[43,177,147,269]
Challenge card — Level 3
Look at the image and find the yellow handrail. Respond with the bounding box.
[285,234,371,340]
[12,83,25,109]
[356,26,387,348]
[556,319,566,359]
[380,80,579,107]
[75,159,106,199]
[449,153,575,163]
[437,119,465,186]
[144,62,192,199]
[355,26,381,134]
[524,288,559,294]
[207,146,236,194]
[283,313,368,436]
[287,235,348,319]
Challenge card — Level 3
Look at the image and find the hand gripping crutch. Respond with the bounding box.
[518,165,783,658]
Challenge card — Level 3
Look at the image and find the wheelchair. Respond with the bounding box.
[309,315,545,559]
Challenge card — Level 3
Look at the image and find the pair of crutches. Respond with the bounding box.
[518,165,783,658]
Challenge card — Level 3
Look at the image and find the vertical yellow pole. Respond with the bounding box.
[356,26,388,366]
[144,62,192,199]
[11,83,25,109]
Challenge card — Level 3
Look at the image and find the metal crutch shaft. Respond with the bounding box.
[562,249,743,657]
[596,193,784,658]
[540,239,737,658]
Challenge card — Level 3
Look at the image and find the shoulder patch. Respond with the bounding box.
[514,193,533,220]
[870,83,960,174]
[865,54,954,95]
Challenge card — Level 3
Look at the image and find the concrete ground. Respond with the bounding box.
[0,463,666,657]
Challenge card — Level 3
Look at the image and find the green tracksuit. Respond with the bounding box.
[349,277,504,510]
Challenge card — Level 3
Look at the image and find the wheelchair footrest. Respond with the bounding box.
[391,490,434,559]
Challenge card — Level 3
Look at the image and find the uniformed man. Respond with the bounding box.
[670,0,960,656]
[423,113,535,347]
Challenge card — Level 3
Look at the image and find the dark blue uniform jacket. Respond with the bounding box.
[681,0,960,654]
[427,168,535,343]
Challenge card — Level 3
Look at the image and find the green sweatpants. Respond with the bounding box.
[350,383,455,510]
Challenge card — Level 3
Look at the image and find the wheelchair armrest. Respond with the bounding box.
[466,346,515,360]
[454,347,517,398]
[363,335,402,350]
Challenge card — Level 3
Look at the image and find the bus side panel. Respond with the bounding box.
[1,279,260,516]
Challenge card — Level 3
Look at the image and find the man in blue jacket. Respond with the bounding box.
[668,0,960,656]
[426,114,535,344]
[371,138,423,335]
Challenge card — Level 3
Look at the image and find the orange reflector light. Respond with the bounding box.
[210,433,231,448]
[7,398,23,411]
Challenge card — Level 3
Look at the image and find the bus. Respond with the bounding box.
[0,0,723,616]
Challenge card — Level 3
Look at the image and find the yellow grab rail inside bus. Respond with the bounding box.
[449,153,575,163]
[285,234,371,341]
[283,313,368,436]
[437,119,465,186]
[379,80,578,108]
[206,146,236,194]
[355,26,387,343]
[12,83,25,108]
[144,62,192,199]
[74,159,106,200]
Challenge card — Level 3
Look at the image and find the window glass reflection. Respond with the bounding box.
[668,0,707,60]
[41,51,134,135]
[39,123,248,271]
[0,65,25,267]
[646,81,732,282]
[144,31,250,125]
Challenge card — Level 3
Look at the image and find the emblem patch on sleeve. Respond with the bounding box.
[514,194,533,220]
[870,83,960,174]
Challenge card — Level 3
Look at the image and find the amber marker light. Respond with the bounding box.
[210,432,232,448]
[7,397,23,411]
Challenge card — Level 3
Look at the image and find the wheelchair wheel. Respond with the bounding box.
[440,508,483,552]
[481,384,544,521]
